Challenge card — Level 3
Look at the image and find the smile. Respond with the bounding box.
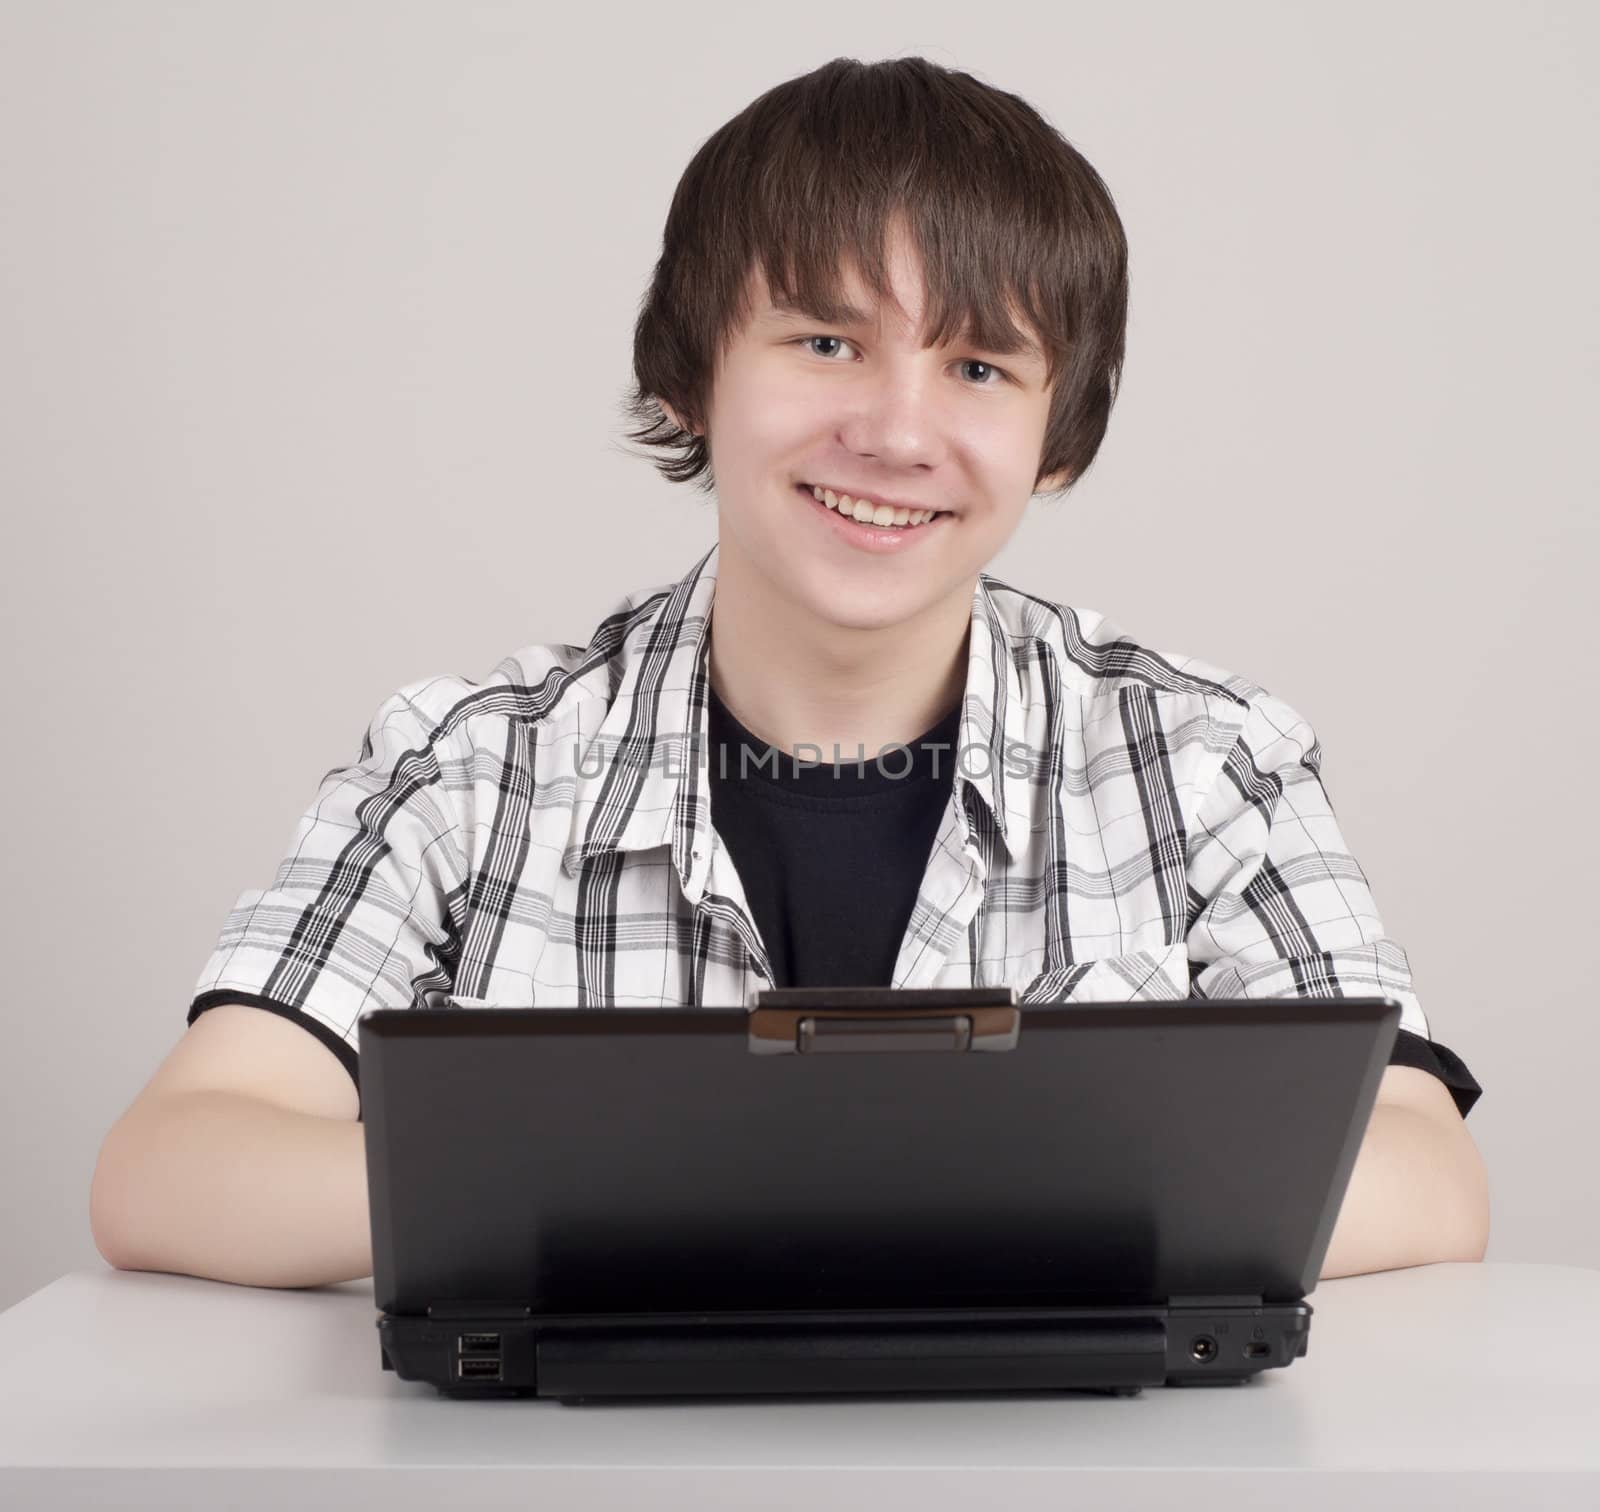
[799,483,952,530]
[794,483,954,553]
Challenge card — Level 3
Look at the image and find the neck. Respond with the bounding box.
[707,557,973,765]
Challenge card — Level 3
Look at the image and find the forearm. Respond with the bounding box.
[91,1089,373,1289]
[1319,1104,1490,1280]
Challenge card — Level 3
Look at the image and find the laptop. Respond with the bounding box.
[358,987,1401,1402]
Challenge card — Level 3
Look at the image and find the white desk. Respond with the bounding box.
[0,1262,1595,1510]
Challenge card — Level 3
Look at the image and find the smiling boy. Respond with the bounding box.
[91,56,1486,1290]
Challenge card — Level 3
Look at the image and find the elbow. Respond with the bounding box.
[89,1154,126,1269]
[1446,1129,1492,1263]
[88,1123,143,1272]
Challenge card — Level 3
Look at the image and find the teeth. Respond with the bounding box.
[808,484,939,529]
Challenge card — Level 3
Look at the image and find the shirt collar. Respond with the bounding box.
[560,541,1032,896]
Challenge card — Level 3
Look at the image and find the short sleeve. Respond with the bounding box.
[187,683,468,1117]
[1387,1028,1483,1120]
[1185,690,1483,1119]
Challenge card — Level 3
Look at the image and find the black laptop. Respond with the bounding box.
[358,987,1401,1402]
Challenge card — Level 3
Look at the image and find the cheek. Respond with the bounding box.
[713,391,813,468]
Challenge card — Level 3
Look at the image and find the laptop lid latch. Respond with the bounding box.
[746,987,1021,1055]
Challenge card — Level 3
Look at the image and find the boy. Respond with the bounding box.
[90,55,1486,1291]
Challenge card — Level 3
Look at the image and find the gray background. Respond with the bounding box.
[1,0,1593,1314]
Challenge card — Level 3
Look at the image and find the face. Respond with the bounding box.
[661,222,1068,636]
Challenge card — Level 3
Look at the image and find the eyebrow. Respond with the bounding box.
[764,293,1047,371]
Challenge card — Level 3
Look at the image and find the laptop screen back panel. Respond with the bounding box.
[360,997,1399,1318]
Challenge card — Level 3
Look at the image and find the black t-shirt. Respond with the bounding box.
[704,682,1482,1118]
[706,681,961,989]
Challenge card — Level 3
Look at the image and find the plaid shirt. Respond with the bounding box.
[190,541,1445,1109]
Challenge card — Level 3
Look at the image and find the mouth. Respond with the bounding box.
[794,482,954,531]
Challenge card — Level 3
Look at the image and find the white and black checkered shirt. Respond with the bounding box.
[191,541,1475,1115]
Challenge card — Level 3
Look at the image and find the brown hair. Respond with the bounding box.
[617,56,1129,503]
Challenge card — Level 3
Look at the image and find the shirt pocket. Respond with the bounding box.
[1018,942,1188,1004]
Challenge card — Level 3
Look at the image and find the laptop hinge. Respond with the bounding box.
[426,1300,534,1321]
[1167,1294,1264,1309]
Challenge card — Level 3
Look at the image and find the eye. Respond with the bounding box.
[794,335,1010,387]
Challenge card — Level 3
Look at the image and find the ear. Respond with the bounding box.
[1035,466,1073,494]
[659,400,701,439]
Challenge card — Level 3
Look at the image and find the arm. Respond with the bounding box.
[1318,1064,1490,1280]
[91,1089,373,1289]
[115,681,468,1289]
[1180,691,1487,1277]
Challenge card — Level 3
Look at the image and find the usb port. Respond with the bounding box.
[459,1358,502,1381]
[458,1333,501,1354]
[1244,1342,1271,1359]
